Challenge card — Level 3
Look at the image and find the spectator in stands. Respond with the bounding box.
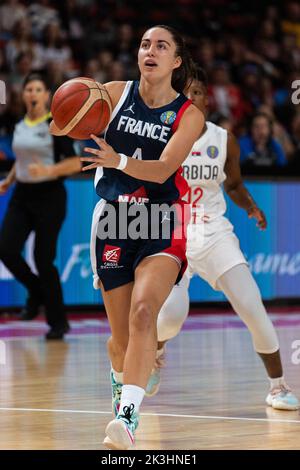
[289,113,300,172]
[83,59,104,83]
[42,21,73,69]
[95,50,114,83]
[239,112,287,174]
[208,62,244,126]
[115,23,135,66]
[27,0,59,41]
[107,60,126,81]
[5,17,44,72]
[239,64,263,118]
[195,39,216,76]
[0,0,27,35]
[281,1,300,47]
[258,104,295,161]
[0,0,299,173]
[46,61,67,94]
[8,52,33,91]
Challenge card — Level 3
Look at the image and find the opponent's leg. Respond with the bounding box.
[217,264,299,410]
[145,274,190,397]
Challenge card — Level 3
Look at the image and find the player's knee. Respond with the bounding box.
[157,305,186,341]
[157,291,189,341]
[235,287,262,319]
[130,301,155,335]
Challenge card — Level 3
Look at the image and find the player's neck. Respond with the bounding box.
[139,79,178,109]
[26,106,48,121]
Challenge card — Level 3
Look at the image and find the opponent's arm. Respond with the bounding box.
[224,132,267,230]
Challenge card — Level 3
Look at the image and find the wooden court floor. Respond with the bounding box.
[0,312,300,450]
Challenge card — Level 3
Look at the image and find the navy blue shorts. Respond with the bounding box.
[91,200,189,291]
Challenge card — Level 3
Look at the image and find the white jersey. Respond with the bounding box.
[182,121,247,288]
[182,121,228,224]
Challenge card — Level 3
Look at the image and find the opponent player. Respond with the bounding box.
[59,26,204,448]
[146,66,299,411]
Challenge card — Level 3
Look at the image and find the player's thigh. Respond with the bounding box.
[131,255,180,318]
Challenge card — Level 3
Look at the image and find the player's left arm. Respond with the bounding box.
[224,132,267,230]
[80,105,204,183]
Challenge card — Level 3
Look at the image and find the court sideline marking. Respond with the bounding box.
[0,406,299,424]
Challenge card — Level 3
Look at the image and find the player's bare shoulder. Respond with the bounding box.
[226,130,240,160]
[177,102,205,136]
[103,81,127,110]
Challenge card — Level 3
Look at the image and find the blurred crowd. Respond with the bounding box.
[0,0,300,176]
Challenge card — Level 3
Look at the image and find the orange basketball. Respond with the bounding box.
[50,77,112,140]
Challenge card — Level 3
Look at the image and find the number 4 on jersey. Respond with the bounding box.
[132,148,142,160]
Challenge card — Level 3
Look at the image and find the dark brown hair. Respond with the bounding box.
[145,25,196,94]
[23,72,50,90]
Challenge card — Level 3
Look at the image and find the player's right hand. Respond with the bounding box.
[0,179,10,195]
[247,205,267,231]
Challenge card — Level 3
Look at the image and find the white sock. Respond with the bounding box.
[112,367,123,384]
[118,384,145,417]
[269,376,286,389]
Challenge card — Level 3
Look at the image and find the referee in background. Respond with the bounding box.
[0,73,81,340]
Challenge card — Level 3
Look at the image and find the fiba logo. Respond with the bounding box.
[291,80,300,105]
[0,340,6,365]
[0,80,6,104]
[207,146,219,159]
[291,339,300,365]
[160,111,176,125]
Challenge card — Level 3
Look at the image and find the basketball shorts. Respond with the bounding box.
[186,216,247,290]
[90,199,190,291]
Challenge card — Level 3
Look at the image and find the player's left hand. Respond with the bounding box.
[80,134,120,171]
[247,205,267,230]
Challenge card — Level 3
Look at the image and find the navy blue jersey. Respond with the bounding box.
[94,80,191,204]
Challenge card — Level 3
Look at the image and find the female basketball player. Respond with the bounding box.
[75,27,204,448]
[148,66,299,411]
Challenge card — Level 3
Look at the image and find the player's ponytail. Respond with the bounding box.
[154,25,196,94]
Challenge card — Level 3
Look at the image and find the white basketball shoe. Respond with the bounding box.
[266,383,300,410]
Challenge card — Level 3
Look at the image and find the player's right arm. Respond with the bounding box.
[81,104,204,182]
[0,164,16,195]
[103,81,127,111]
[224,132,267,230]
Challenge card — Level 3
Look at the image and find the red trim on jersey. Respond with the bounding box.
[175,166,189,199]
[171,99,192,201]
[162,200,191,279]
[171,99,192,133]
[117,185,149,203]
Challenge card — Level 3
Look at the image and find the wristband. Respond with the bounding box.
[117,153,128,170]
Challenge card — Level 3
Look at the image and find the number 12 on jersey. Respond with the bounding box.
[183,186,206,224]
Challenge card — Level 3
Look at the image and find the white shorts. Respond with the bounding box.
[186,217,247,290]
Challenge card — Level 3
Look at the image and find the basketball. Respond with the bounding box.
[50,77,112,140]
